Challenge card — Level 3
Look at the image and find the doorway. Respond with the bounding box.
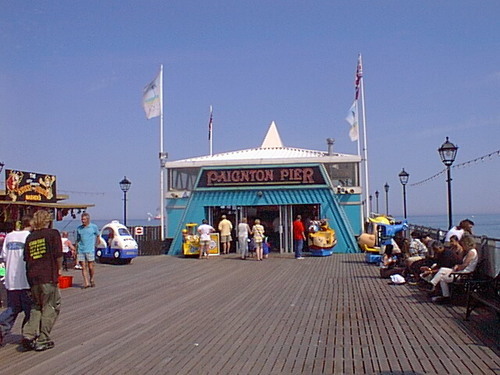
[291,204,320,251]
[211,206,238,253]
[209,204,320,254]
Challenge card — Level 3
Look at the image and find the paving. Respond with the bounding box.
[0,253,498,374]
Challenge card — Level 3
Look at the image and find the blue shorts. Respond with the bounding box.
[77,252,95,262]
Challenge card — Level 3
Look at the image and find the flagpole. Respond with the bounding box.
[359,54,370,221]
[355,99,362,231]
[209,105,213,156]
[159,64,166,241]
[355,101,361,157]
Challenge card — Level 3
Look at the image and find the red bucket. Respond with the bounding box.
[58,275,73,289]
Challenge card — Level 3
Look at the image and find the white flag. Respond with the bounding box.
[345,101,359,142]
[142,71,162,119]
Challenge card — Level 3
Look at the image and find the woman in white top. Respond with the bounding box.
[430,235,478,302]
[237,218,251,260]
[251,219,265,261]
[61,231,76,271]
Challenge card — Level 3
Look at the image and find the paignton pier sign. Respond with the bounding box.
[197,166,326,188]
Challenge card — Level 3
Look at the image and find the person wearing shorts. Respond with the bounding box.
[218,215,233,254]
[251,219,265,261]
[197,219,214,259]
[76,213,100,289]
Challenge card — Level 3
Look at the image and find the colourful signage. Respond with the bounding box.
[197,166,326,188]
[5,169,57,203]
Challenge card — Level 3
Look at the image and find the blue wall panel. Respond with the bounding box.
[168,188,360,255]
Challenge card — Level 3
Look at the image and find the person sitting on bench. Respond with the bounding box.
[429,235,478,303]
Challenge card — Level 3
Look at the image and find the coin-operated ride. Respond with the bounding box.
[182,223,220,257]
[358,216,408,253]
[95,220,138,264]
[308,219,337,256]
[377,221,408,246]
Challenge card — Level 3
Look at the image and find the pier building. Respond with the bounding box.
[164,122,363,255]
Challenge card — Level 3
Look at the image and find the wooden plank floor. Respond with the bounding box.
[0,253,499,374]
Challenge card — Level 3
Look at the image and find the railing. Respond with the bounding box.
[409,224,500,278]
[128,226,171,255]
[66,226,171,256]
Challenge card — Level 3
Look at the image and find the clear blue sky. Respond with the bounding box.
[1,1,499,221]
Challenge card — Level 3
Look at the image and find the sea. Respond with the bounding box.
[53,213,500,240]
[403,213,500,239]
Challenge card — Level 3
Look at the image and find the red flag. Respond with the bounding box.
[355,54,363,100]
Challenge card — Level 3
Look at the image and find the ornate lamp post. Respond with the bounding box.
[119,176,132,226]
[375,190,379,213]
[369,194,373,213]
[398,169,409,219]
[438,137,458,229]
[384,183,390,215]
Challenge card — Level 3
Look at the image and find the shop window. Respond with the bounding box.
[324,162,359,187]
[169,168,200,191]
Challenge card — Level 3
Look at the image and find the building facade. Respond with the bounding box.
[164,122,362,255]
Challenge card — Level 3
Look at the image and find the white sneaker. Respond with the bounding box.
[296,257,305,260]
[74,264,83,270]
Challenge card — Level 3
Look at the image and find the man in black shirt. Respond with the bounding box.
[22,210,62,352]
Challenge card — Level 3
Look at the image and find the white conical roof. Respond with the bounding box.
[165,120,361,168]
[260,121,283,148]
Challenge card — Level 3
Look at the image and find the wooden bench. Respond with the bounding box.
[449,243,489,299]
[464,275,500,320]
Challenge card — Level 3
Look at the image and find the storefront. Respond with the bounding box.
[165,123,363,255]
[0,168,94,233]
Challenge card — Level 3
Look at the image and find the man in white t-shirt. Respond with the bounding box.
[0,216,32,346]
[444,219,474,242]
[197,219,214,259]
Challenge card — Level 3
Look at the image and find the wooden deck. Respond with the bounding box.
[0,253,499,375]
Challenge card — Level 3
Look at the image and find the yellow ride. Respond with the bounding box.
[308,220,337,256]
[357,215,391,254]
[182,223,220,257]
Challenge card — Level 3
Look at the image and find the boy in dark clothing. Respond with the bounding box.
[22,210,62,352]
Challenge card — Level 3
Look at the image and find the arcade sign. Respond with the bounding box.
[4,169,57,203]
[197,166,326,188]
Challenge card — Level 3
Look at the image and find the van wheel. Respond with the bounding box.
[96,249,102,257]
[113,250,120,259]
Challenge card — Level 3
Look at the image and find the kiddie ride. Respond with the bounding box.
[182,223,220,257]
[308,219,337,256]
[95,220,138,264]
[357,215,408,263]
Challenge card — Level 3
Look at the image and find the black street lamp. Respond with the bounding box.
[0,162,4,190]
[398,169,409,219]
[369,195,373,213]
[384,183,390,215]
[438,137,458,229]
[375,190,379,213]
[119,176,132,226]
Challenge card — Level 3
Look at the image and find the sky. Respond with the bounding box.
[1,1,500,222]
